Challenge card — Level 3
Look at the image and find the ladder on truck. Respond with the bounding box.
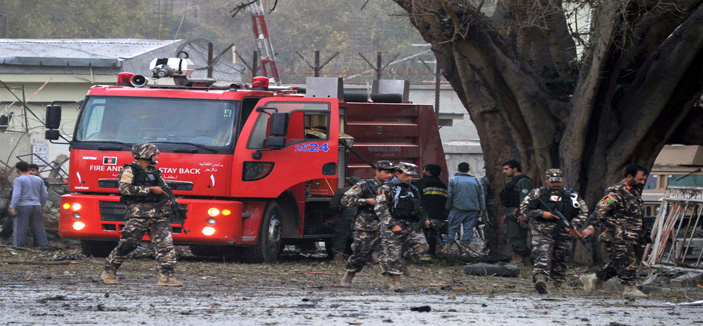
[249,0,281,85]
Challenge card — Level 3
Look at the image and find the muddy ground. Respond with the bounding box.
[1,242,702,325]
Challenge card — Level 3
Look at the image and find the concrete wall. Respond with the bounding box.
[444,141,485,177]
[0,132,32,169]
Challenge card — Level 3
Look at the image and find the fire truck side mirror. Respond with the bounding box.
[266,113,288,149]
[46,105,62,129]
[270,112,289,136]
[45,129,60,140]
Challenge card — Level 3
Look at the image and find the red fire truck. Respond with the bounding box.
[45,59,447,262]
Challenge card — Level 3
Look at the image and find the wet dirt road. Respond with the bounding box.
[1,247,702,325]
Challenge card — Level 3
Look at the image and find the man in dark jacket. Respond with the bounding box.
[413,164,448,256]
[499,160,533,267]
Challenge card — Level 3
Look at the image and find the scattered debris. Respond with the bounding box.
[463,263,520,277]
[410,305,431,312]
[1,260,77,265]
[52,253,86,261]
[664,300,703,307]
[37,295,67,304]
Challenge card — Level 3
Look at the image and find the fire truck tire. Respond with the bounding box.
[80,240,118,258]
[240,201,283,263]
[189,245,219,257]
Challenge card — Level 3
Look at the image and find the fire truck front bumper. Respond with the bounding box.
[58,194,245,245]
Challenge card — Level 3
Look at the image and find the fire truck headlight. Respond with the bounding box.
[202,226,216,236]
[72,203,82,211]
[207,218,216,225]
[208,208,220,217]
[73,213,81,219]
[73,221,86,231]
[62,203,71,210]
[222,209,231,216]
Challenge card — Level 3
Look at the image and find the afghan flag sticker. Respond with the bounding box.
[599,196,615,206]
[103,157,117,165]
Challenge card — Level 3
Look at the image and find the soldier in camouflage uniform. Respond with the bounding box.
[580,165,649,298]
[375,162,430,291]
[101,143,182,287]
[520,168,587,294]
[339,161,395,287]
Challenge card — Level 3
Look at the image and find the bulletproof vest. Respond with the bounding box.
[499,174,530,208]
[389,181,421,221]
[536,186,575,221]
[120,163,164,205]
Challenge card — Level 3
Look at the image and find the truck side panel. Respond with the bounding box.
[343,102,448,183]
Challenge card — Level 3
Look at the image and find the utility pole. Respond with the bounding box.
[419,57,442,119]
[1,15,8,38]
[207,43,214,78]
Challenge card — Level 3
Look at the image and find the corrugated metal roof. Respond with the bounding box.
[0,39,182,67]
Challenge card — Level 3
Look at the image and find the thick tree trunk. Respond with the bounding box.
[393,0,703,259]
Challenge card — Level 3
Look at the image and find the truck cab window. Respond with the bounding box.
[247,102,330,150]
[75,97,239,147]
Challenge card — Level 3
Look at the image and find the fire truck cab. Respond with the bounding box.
[46,59,447,262]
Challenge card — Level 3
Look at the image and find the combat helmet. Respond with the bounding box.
[397,162,419,176]
[545,168,563,182]
[375,160,395,171]
[132,143,160,160]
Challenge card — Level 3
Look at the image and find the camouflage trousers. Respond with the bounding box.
[380,221,429,275]
[104,215,177,276]
[531,222,571,284]
[596,227,641,285]
[345,230,380,273]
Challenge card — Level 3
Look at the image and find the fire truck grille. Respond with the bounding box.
[99,201,187,223]
[99,201,126,222]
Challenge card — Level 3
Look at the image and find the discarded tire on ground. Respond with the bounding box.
[463,263,520,277]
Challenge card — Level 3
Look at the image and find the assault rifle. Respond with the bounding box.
[536,198,591,254]
[160,185,189,235]
[505,207,529,229]
[411,198,430,232]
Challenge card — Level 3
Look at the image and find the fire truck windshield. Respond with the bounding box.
[75,96,238,147]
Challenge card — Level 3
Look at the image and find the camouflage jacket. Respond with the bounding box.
[375,178,428,230]
[118,162,168,218]
[520,187,588,229]
[341,178,382,231]
[590,180,644,232]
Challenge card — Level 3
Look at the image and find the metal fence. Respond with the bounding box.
[644,186,703,271]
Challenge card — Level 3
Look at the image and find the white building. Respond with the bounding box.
[0,39,243,173]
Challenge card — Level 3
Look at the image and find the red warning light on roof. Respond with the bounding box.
[252,76,269,89]
[117,72,134,86]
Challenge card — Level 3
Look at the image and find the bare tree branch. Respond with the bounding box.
[230,0,257,18]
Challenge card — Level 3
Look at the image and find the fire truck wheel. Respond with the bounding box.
[241,201,283,263]
[80,240,118,258]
